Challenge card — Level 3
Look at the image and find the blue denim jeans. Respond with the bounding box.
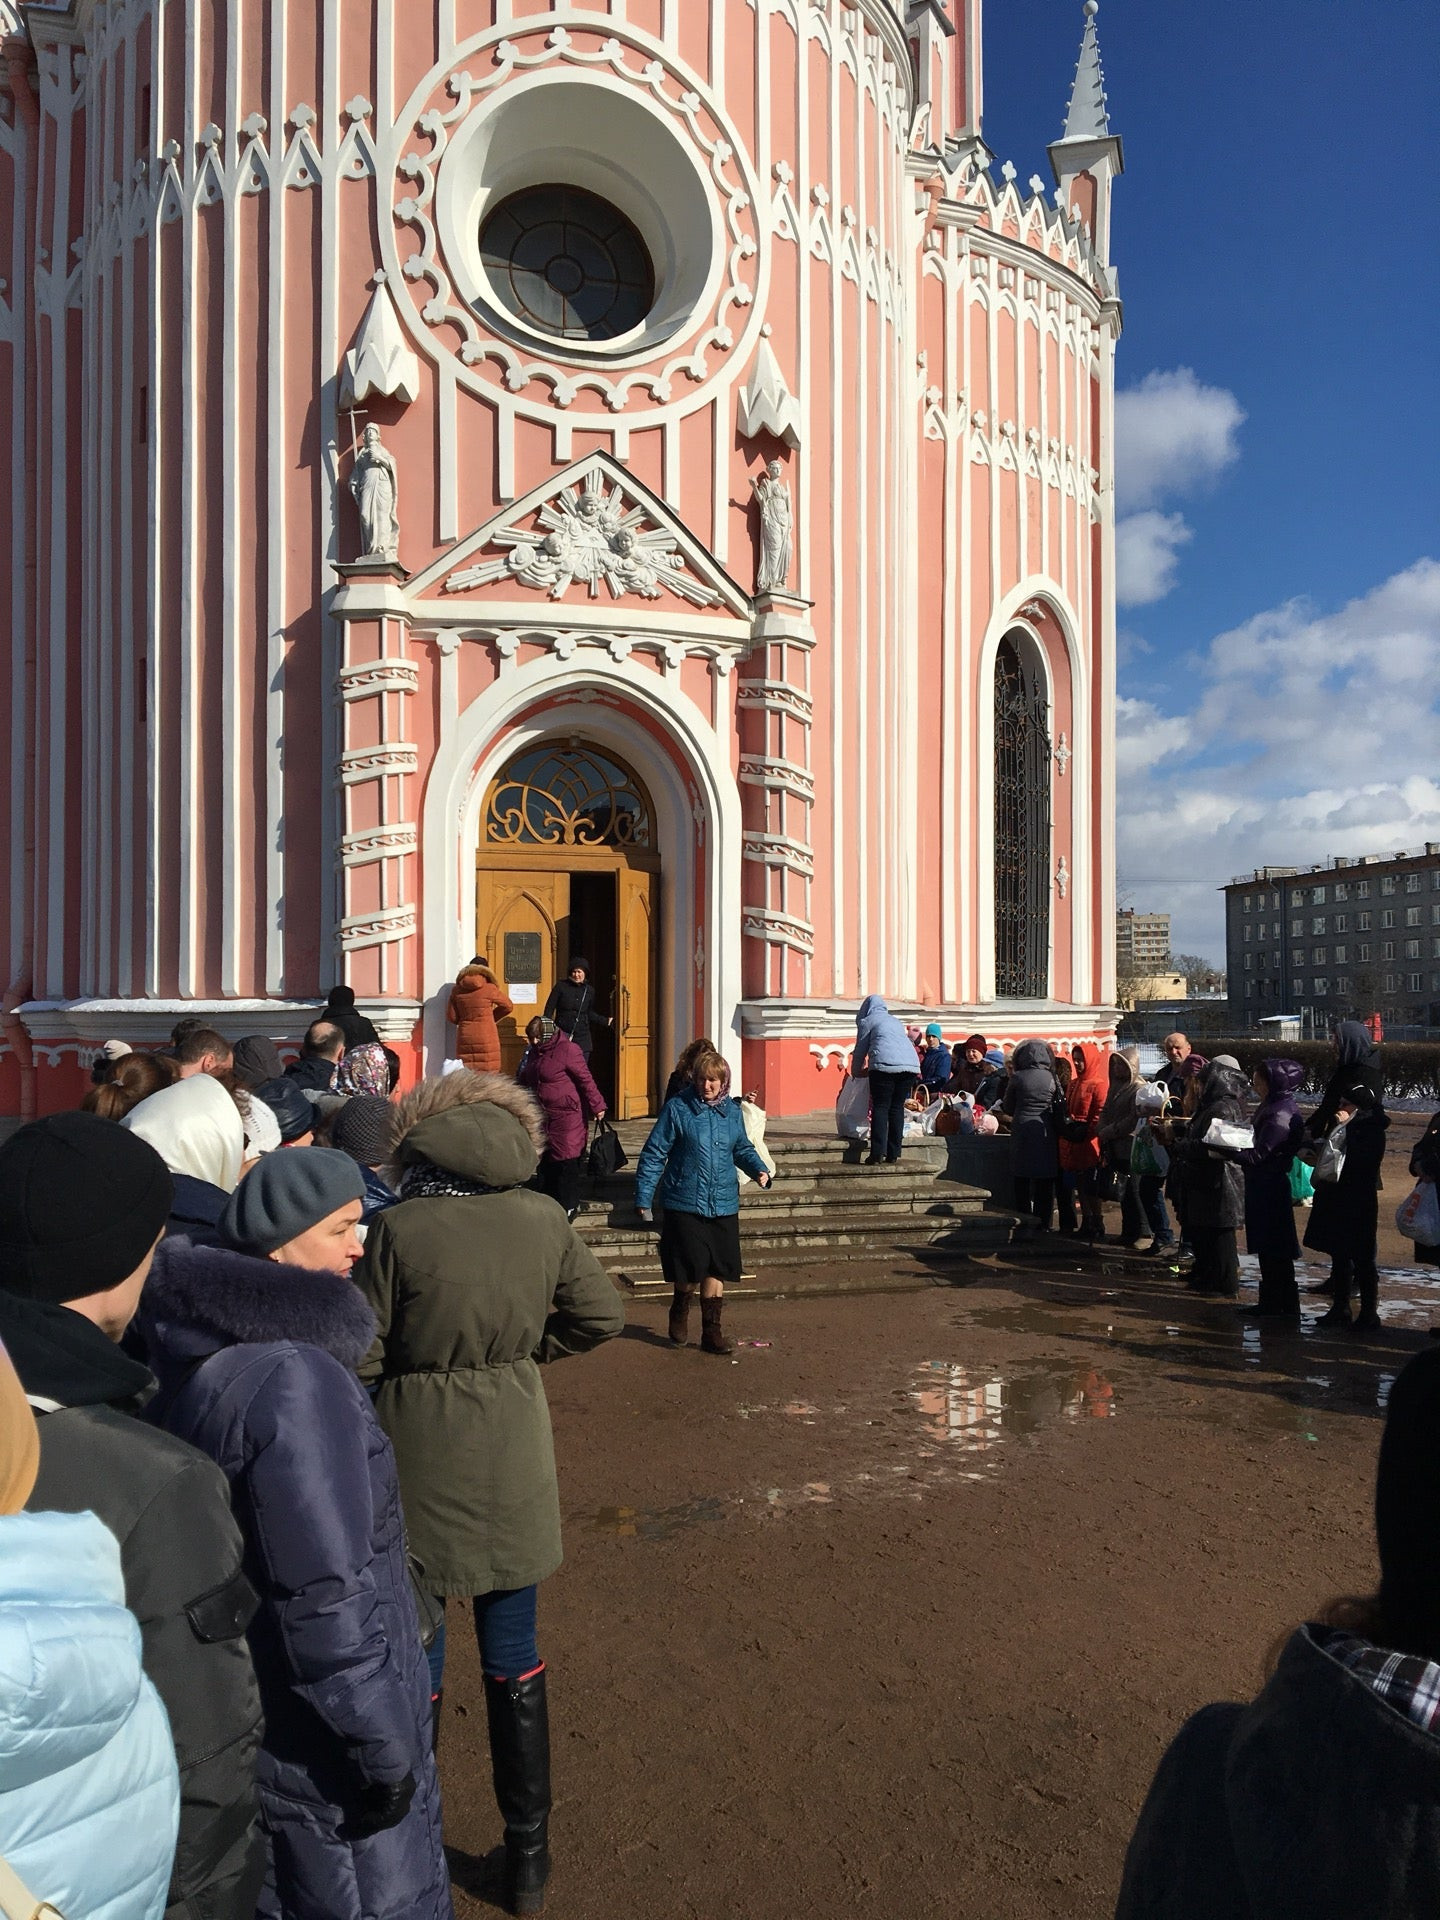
[426,1584,540,1695]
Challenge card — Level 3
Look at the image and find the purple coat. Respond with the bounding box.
[516,1033,605,1162]
[1237,1058,1304,1260]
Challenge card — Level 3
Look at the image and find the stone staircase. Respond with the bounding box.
[573,1121,1024,1297]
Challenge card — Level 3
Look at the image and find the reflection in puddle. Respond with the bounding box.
[912,1360,1116,1453]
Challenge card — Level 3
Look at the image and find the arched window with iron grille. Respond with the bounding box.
[993,634,1052,998]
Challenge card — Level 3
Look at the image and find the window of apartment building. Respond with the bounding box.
[1292,979,1304,998]
[1384,941,1396,960]
[1433,870,1440,889]
[1432,905,1440,925]
[1406,940,1421,959]
[1434,938,1440,960]
[1359,912,1372,931]
[1312,886,1326,904]
[1314,978,1329,996]
[1407,908,1422,927]
[1242,894,1253,911]
[1244,980,1253,999]
[1336,976,1350,995]
[1334,945,1347,965]
[1407,874,1421,893]
[1290,919,1303,937]
[1244,952,1253,970]
[1313,947,1328,965]
[1243,923,1251,941]
[1434,974,1440,992]
[1410,974,1424,993]
[1335,914,1349,933]
[1359,943,1371,962]
[1334,883,1348,901]
[1271,892,1281,910]
[1357,879,1370,898]
[1294,950,1306,968]
[1385,973,1398,991]
[1312,917,1326,935]
[1382,910,1396,928]
[1382,876,1397,895]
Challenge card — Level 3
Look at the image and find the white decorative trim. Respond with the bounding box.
[743,832,816,877]
[340,905,419,950]
[742,908,815,955]
[737,332,802,449]
[738,756,815,803]
[342,825,419,864]
[338,659,421,698]
[339,272,421,408]
[340,744,419,783]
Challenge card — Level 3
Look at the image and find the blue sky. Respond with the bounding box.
[982,0,1440,960]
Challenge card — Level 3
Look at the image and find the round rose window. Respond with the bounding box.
[478,185,656,343]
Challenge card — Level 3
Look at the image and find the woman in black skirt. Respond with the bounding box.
[634,1049,772,1355]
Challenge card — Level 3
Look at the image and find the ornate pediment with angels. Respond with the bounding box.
[411,455,750,618]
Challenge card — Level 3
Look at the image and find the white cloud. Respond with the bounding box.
[1116,509,1192,607]
[1115,368,1246,513]
[1117,559,1440,959]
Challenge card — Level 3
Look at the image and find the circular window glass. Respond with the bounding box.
[478,185,656,343]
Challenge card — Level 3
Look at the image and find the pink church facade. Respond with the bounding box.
[0,0,1122,1119]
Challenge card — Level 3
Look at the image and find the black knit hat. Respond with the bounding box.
[329,1096,394,1170]
[1376,1347,1440,1657]
[253,1078,315,1145]
[0,1111,174,1304]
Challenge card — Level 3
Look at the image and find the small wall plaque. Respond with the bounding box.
[504,930,543,984]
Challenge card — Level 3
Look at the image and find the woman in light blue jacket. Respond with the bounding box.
[0,1341,180,1920]
[635,1048,770,1355]
[852,994,921,1165]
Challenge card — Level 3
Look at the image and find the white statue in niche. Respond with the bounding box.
[752,459,793,593]
[349,422,401,560]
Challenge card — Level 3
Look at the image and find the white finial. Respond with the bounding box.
[1084,0,1099,17]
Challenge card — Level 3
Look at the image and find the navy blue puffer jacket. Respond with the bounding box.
[139,1239,451,1920]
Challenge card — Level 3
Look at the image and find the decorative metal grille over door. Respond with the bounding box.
[994,637,1052,998]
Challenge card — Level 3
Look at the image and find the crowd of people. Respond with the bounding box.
[3,979,1439,1914]
[849,1008,1427,1336]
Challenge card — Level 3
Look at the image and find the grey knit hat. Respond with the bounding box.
[218,1148,365,1255]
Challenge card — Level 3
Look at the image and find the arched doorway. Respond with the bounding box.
[993,633,1052,998]
[477,739,660,1116]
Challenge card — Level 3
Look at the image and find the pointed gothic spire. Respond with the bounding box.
[1061,0,1111,142]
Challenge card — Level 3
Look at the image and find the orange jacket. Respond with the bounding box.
[1059,1041,1110,1172]
[447,966,513,1072]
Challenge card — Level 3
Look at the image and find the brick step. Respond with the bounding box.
[577,1203,998,1254]
[605,1216,1026,1292]
[574,1192,987,1230]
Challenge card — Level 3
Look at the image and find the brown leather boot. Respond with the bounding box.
[700,1296,734,1355]
[667,1287,695,1345]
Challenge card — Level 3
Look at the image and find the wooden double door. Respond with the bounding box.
[476,849,660,1119]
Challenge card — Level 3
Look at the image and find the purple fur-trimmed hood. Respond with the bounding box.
[141,1235,376,1373]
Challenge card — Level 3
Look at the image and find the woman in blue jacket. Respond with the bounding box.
[0,1340,180,1920]
[635,1049,771,1355]
[139,1152,451,1920]
[853,994,921,1164]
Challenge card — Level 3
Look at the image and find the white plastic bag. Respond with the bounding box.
[737,1098,777,1186]
[1202,1118,1254,1154]
[835,1071,870,1141]
[1313,1121,1347,1185]
[1134,1083,1170,1117]
[1397,1181,1440,1246]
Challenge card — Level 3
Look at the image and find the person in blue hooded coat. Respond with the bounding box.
[917,1025,952,1093]
[852,995,920,1164]
[139,1151,451,1920]
[1231,1058,1305,1318]
[0,1339,181,1920]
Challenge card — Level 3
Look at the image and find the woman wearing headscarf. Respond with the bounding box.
[1154,1053,1208,1266]
[1303,1024,1390,1332]
[1000,1041,1061,1227]
[231,1035,285,1091]
[447,957,513,1074]
[1231,1059,1306,1318]
[1117,1344,1440,1916]
[337,1040,393,1099]
[0,1339,181,1920]
[516,1015,606,1219]
[122,1070,246,1241]
[1060,1042,1111,1241]
[353,1072,624,1918]
[1172,1058,1249,1297]
[945,1035,991,1098]
[141,1151,452,1920]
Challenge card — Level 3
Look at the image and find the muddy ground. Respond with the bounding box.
[437,1118,1437,1918]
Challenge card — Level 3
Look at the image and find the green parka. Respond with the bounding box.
[353,1076,624,1596]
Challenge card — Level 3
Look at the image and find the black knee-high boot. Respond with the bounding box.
[483,1666,552,1915]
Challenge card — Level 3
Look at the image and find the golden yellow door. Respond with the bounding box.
[475,867,568,1075]
[616,865,659,1119]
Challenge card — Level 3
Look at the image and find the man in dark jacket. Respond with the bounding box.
[0,1113,265,1920]
[1154,1031,1193,1102]
[285,1017,346,1093]
[318,985,382,1052]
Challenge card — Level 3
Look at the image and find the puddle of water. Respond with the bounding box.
[911,1358,1116,1453]
[587,1496,729,1542]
